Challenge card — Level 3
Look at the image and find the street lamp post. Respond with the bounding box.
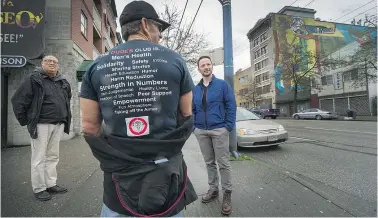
[218,0,239,158]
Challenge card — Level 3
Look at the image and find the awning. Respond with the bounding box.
[76,60,93,81]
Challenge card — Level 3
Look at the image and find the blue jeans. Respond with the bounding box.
[100,204,183,217]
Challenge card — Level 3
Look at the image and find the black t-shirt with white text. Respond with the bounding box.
[80,40,194,139]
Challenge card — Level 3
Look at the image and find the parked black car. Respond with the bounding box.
[248,108,280,119]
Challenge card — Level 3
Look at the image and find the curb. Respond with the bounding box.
[276,117,377,122]
[245,156,377,217]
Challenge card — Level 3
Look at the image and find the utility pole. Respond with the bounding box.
[365,58,372,116]
[218,0,239,158]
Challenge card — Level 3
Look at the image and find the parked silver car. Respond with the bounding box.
[236,107,288,149]
[292,108,339,120]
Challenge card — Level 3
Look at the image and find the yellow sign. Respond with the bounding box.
[0,0,44,29]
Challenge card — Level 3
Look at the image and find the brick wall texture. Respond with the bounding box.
[72,0,94,58]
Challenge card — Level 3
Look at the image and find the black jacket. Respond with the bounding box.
[11,68,72,139]
[84,116,198,217]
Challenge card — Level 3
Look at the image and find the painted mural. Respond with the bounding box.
[272,14,377,100]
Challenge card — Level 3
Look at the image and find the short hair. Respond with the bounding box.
[121,20,141,41]
[42,54,57,60]
[121,19,156,41]
[197,56,212,67]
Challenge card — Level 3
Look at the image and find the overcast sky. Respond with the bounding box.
[114,0,377,80]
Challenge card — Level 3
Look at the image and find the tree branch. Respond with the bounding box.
[159,3,209,75]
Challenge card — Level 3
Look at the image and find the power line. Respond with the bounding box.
[341,6,377,23]
[179,0,204,52]
[289,0,300,6]
[333,0,375,21]
[303,0,315,8]
[186,0,203,34]
[235,46,250,57]
[172,0,188,47]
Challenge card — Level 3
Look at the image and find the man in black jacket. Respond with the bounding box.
[79,1,197,217]
[11,55,71,201]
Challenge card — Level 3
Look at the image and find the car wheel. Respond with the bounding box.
[315,115,322,120]
[237,143,242,151]
[294,115,300,120]
[271,116,277,119]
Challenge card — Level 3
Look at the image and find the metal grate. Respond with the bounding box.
[320,99,333,112]
[334,98,348,115]
[350,96,369,115]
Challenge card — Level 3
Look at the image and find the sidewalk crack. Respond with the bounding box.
[289,177,355,217]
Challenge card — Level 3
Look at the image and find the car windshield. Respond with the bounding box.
[236,107,261,121]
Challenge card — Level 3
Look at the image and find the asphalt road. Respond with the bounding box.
[239,119,377,208]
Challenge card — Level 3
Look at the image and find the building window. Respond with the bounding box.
[343,69,358,81]
[262,85,270,94]
[238,76,248,84]
[255,50,261,59]
[261,45,267,55]
[239,88,248,95]
[321,75,333,85]
[262,72,269,81]
[254,46,268,60]
[262,59,268,68]
[255,58,268,71]
[260,32,267,42]
[255,75,261,83]
[255,62,260,71]
[256,87,262,95]
[81,12,87,36]
[253,38,259,47]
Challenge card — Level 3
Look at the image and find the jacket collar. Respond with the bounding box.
[199,74,216,87]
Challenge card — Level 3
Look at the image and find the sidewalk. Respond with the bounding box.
[1,135,374,217]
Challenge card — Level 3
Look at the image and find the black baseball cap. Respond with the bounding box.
[119,1,171,32]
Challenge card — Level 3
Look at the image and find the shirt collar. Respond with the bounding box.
[200,74,216,87]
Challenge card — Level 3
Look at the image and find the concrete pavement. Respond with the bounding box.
[240,119,377,217]
[2,134,374,217]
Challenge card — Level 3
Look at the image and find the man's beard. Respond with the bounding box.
[201,71,212,77]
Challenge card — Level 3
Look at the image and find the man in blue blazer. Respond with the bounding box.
[192,55,236,215]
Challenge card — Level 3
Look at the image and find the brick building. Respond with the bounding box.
[2,0,121,146]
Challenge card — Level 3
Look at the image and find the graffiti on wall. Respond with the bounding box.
[272,14,377,100]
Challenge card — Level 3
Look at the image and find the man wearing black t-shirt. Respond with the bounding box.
[79,1,196,217]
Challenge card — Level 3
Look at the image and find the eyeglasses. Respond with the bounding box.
[149,19,163,33]
[43,59,58,64]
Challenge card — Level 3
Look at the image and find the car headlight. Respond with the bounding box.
[239,128,257,135]
[278,125,285,132]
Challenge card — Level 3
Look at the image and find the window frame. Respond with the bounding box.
[81,11,88,37]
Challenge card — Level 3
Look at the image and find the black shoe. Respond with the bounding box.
[34,190,52,201]
[47,185,67,194]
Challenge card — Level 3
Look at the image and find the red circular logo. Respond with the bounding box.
[128,118,148,136]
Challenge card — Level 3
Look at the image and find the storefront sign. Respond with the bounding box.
[1,55,27,67]
[1,0,46,65]
[334,72,343,90]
